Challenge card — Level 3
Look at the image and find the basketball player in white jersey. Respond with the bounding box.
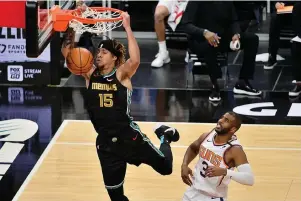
[181,112,254,201]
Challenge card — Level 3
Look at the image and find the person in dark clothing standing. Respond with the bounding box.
[289,2,301,97]
[264,1,297,70]
[179,1,261,102]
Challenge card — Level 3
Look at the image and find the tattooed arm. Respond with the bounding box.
[61,0,87,57]
[61,28,95,85]
[61,28,77,58]
[61,1,94,84]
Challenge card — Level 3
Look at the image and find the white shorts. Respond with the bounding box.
[183,186,226,201]
[157,0,177,14]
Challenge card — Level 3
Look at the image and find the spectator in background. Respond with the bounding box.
[179,1,261,102]
[264,1,296,70]
[151,0,187,68]
[151,0,174,68]
[289,2,301,97]
[234,1,266,32]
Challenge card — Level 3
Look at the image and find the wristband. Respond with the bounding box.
[74,33,82,43]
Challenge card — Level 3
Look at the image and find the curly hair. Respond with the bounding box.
[111,39,126,67]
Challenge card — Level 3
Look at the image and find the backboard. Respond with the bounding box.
[26,0,75,58]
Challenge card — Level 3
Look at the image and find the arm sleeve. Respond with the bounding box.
[178,1,204,38]
[226,163,254,186]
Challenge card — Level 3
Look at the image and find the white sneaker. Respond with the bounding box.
[151,51,170,68]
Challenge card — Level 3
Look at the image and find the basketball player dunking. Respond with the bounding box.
[181,112,254,201]
[61,11,180,201]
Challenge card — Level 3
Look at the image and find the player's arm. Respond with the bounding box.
[205,146,254,186]
[226,146,254,186]
[61,0,86,56]
[118,12,140,79]
[61,28,76,58]
[181,133,208,186]
[61,28,94,81]
[177,1,204,39]
[182,134,207,166]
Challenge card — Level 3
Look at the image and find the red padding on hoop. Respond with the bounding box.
[0,1,25,28]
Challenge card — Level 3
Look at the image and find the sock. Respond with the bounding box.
[159,137,173,174]
[160,135,169,144]
[158,41,167,53]
[210,77,217,85]
[210,78,219,91]
[160,136,172,162]
[159,142,172,160]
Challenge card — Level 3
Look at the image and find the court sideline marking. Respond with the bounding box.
[65,119,301,127]
[12,120,69,201]
[11,120,301,201]
[54,142,301,151]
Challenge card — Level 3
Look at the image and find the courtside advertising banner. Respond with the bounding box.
[0,27,51,85]
[0,27,50,63]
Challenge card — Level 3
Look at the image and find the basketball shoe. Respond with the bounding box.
[153,123,180,143]
[151,51,171,68]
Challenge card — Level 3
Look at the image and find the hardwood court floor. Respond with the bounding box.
[13,121,301,201]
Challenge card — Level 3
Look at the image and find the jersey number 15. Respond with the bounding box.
[99,94,113,107]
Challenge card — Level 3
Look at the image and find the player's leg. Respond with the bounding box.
[151,0,171,67]
[96,146,129,201]
[132,122,179,175]
[182,186,196,201]
[264,13,289,69]
[155,3,168,42]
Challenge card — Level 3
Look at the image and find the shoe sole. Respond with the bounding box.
[233,88,262,96]
[289,91,301,97]
[209,96,221,102]
[264,62,277,70]
[151,57,171,68]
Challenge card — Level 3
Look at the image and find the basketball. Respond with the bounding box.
[66,48,94,75]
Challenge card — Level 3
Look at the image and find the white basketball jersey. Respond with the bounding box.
[192,130,241,198]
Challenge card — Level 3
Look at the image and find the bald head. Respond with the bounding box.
[227,111,242,131]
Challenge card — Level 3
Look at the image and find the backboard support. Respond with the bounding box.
[26,0,74,58]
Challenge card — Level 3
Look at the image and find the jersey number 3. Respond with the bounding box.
[200,161,209,177]
[99,94,113,107]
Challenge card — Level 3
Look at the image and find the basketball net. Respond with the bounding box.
[69,7,123,35]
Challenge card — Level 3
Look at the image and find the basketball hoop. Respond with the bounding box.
[51,6,123,34]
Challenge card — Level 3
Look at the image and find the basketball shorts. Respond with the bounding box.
[157,0,177,14]
[95,122,166,190]
[183,186,226,201]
